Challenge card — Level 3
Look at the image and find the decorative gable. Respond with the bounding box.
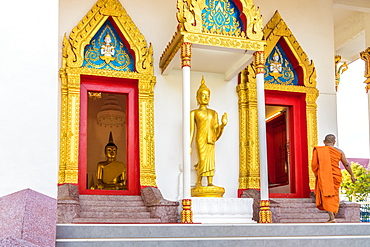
[82,19,135,71]
[265,43,298,86]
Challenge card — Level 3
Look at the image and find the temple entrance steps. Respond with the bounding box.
[57,185,179,224]
[56,223,370,246]
[72,195,161,223]
[270,198,359,223]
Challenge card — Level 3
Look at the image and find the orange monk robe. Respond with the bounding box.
[311,146,342,214]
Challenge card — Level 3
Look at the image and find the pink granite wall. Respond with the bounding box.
[0,189,57,247]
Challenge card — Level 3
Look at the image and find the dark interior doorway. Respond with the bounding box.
[266,108,289,192]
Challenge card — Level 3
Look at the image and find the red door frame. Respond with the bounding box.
[265,90,310,198]
[79,75,140,195]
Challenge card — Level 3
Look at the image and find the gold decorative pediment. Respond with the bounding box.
[160,0,265,75]
[263,11,316,88]
[177,0,263,40]
[62,0,153,75]
[59,0,157,188]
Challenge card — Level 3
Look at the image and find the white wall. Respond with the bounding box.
[58,0,339,200]
[337,59,369,158]
[0,0,59,198]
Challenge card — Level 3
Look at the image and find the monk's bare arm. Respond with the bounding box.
[339,149,356,183]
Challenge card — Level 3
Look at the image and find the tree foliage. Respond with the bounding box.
[340,162,370,201]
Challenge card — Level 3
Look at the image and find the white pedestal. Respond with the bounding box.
[191,198,256,223]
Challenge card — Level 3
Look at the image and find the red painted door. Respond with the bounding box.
[267,113,289,186]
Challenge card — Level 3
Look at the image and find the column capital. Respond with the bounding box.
[181,42,192,68]
[254,51,265,74]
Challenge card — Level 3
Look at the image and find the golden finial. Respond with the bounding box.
[197,76,210,95]
[108,131,114,144]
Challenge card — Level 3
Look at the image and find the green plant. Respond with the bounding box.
[340,162,370,201]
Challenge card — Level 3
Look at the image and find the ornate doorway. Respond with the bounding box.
[265,91,309,197]
[237,11,319,197]
[58,0,157,195]
[79,75,140,195]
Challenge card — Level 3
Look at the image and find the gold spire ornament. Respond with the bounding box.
[360,47,370,93]
[190,77,227,197]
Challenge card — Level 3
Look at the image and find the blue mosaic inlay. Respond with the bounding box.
[265,44,298,86]
[83,20,134,71]
[202,0,243,33]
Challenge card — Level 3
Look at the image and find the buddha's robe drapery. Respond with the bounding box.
[193,108,220,177]
[97,161,126,184]
[311,146,342,214]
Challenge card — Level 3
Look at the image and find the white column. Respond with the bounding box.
[254,51,269,201]
[181,43,192,199]
[256,74,269,200]
[182,66,191,198]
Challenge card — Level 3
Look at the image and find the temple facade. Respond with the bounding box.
[0,0,369,236]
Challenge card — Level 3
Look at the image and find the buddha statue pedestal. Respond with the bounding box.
[191,197,255,224]
[191,185,225,197]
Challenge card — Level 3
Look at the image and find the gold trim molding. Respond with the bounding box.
[160,0,265,73]
[59,0,157,187]
[335,55,348,92]
[360,47,370,93]
[181,42,192,67]
[237,11,318,191]
[254,51,265,74]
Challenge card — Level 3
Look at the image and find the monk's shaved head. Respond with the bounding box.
[324,134,336,144]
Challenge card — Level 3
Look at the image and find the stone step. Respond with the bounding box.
[278,212,335,219]
[272,203,318,208]
[56,223,370,239]
[79,211,151,218]
[75,194,155,224]
[79,195,142,201]
[72,218,161,224]
[271,198,314,203]
[79,200,145,207]
[276,207,327,213]
[80,205,148,212]
[269,197,352,223]
[279,218,347,223]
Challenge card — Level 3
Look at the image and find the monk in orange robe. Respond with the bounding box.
[312,134,356,223]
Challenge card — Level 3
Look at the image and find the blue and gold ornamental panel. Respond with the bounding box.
[265,44,298,86]
[202,0,243,33]
[83,20,134,72]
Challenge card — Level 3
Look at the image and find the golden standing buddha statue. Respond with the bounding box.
[96,132,126,190]
[190,77,227,197]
